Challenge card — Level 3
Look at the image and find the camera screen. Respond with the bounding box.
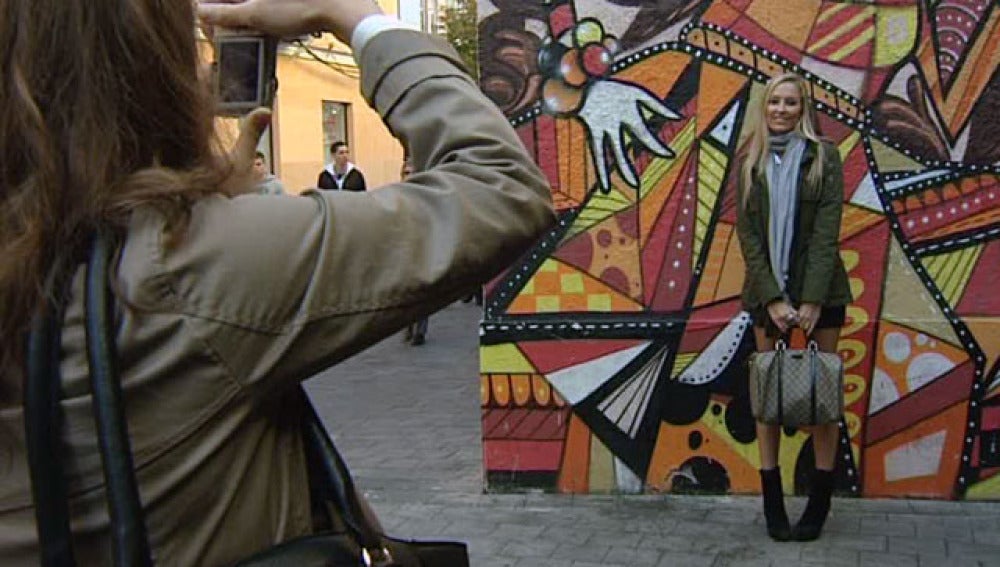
[217,39,262,105]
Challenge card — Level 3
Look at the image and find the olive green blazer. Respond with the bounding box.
[735,140,853,310]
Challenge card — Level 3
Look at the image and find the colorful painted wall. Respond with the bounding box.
[478,0,1000,499]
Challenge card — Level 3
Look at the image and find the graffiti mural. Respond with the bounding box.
[478,0,1000,499]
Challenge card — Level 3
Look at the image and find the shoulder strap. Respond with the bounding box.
[24,286,76,567]
[85,232,153,567]
[27,232,389,566]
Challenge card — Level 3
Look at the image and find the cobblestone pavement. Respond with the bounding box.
[305,303,1000,567]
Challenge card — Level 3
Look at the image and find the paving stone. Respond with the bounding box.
[887,535,947,555]
[859,550,919,567]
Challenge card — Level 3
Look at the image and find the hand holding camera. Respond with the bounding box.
[198,0,384,46]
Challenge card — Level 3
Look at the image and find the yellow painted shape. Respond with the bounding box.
[807,7,874,53]
[966,472,1000,500]
[564,182,635,239]
[694,141,729,267]
[920,245,983,308]
[588,435,616,493]
[587,294,612,311]
[535,295,561,312]
[560,272,585,294]
[873,6,919,67]
[830,24,875,62]
[882,239,961,347]
[870,138,926,173]
[670,352,698,379]
[480,343,536,374]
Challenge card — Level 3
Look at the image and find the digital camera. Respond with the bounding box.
[213,30,279,116]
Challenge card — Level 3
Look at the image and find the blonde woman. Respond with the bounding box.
[735,73,853,541]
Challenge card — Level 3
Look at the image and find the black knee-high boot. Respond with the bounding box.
[794,469,834,541]
[759,468,791,541]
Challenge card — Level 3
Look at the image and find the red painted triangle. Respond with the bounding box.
[518,339,648,374]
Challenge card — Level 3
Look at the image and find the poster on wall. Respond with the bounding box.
[478,0,1000,500]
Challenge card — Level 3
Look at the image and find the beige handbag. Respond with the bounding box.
[748,339,844,427]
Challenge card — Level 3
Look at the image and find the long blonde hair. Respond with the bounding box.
[739,73,827,205]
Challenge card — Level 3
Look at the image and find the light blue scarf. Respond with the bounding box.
[765,132,807,295]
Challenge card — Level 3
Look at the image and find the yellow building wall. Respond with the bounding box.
[271,0,404,193]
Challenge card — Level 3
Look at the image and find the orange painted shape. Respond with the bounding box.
[480,375,490,406]
[964,318,1000,379]
[557,413,592,493]
[715,228,747,301]
[696,64,750,138]
[615,51,693,100]
[746,0,823,50]
[492,374,511,406]
[700,1,744,29]
[694,223,741,306]
[840,205,885,241]
[508,259,646,314]
[640,145,692,248]
[557,118,590,208]
[532,374,553,406]
[511,374,533,406]
[920,208,1000,240]
[874,321,969,399]
[863,402,967,498]
[646,412,761,494]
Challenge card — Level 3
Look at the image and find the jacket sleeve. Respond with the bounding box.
[799,143,844,304]
[132,30,555,394]
[735,172,783,308]
[316,171,333,190]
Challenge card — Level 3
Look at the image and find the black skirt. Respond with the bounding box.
[750,304,846,338]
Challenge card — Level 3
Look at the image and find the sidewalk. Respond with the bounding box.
[305,303,1000,567]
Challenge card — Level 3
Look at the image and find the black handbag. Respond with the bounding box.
[24,232,470,567]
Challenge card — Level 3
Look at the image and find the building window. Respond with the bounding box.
[322,101,349,161]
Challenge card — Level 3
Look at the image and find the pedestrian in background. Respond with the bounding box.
[253,150,285,195]
[317,140,366,191]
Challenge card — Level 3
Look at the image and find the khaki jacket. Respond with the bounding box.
[0,31,554,566]
[736,140,853,310]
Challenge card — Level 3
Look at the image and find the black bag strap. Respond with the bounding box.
[24,285,76,567]
[28,231,394,566]
[84,233,153,566]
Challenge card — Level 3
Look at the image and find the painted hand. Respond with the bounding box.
[577,80,680,192]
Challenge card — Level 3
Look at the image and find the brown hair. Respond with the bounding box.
[0,1,229,371]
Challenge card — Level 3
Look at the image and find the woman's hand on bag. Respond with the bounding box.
[197,0,383,45]
[766,300,798,334]
[797,303,822,337]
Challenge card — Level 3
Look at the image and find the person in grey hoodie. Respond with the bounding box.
[317,141,366,191]
[253,151,285,195]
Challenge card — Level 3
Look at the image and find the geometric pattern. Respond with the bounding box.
[479,0,1000,500]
